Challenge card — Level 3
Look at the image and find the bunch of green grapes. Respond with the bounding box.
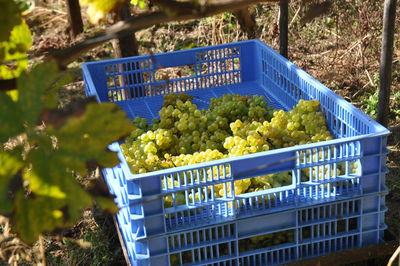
[122,93,336,206]
[225,120,271,156]
[240,230,294,253]
[162,92,193,107]
[121,128,176,173]
[225,100,333,152]
[208,94,274,122]
[286,99,333,143]
[124,93,278,175]
[214,178,252,198]
[249,171,292,191]
[158,99,205,154]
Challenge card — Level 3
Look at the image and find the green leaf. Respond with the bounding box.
[17,61,71,125]
[14,144,95,243]
[13,191,65,244]
[0,0,21,42]
[95,197,119,213]
[0,92,24,143]
[80,0,125,23]
[11,102,133,243]
[0,20,32,79]
[26,146,93,221]
[47,102,134,175]
[0,150,23,214]
[14,0,35,14]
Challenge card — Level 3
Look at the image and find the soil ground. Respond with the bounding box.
[1,0,399,265]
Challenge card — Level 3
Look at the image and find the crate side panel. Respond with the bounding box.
[125,196,386,265]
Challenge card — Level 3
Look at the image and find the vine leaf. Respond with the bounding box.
[17,61,72,125]
[46,102,135,176]
[95,197,119,213]
[25,146,93,219]
[13,102,133,243]
[0,20,32,79]
[13,191,66,244]
[0,0,21,42]
[0,150,23,214]
[5,58,133,243]
[16,143,95,243]
[0,92,24,143]
[80,0,125,23]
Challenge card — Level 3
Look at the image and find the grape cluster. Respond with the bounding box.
[225,100,333,154]
[162,92,193,107]
[208,94,275,122]
[122,93,336,202]
[122,93,278,174]
[239,230,294,253]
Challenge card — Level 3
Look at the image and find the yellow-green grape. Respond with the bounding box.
[215,178,252,198]
[162,178,180,190]
[162,92,193,107]
[301,165,341,185]
[350,161,358,174]
[164,193,185,208]
[250,171,292,190]
[188,191,205,203]
[336,161,359,176]
[169,253,180,266]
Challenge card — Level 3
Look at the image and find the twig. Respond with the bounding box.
[387,245,400,266]
[30,6,67,16]
[339,34,371,59]
[40,14,67,28]
[325,29,341,39]
[289,5,301,28]
[309,50,331,57]
[358,43,367,69]
[365,69,375,86]
[39,235,46,266]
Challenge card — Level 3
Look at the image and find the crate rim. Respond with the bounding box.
[82,39,258,67]
[83,39,390,181]
[113,131,389,181]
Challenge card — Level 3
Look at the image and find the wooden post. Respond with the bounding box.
[234,7,257,39]
[66,0,83,38]
[377,0,397,127]
[112,2,139,58]
[112,2,142,98]
[279,0,289,58]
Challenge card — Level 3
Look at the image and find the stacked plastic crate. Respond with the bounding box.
[83,40,389,265]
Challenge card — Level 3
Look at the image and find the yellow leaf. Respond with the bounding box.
[80,0,125,24]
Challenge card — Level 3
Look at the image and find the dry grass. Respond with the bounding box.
[1,0,399,264]
[0,217,41,265]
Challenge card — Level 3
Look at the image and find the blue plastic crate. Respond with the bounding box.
[82,40,390,263]
[115,193,387,265]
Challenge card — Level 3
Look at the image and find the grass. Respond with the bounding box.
[1,0,399,264]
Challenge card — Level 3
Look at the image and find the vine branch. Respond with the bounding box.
[50,0,280,66]
[0,0,280,90]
